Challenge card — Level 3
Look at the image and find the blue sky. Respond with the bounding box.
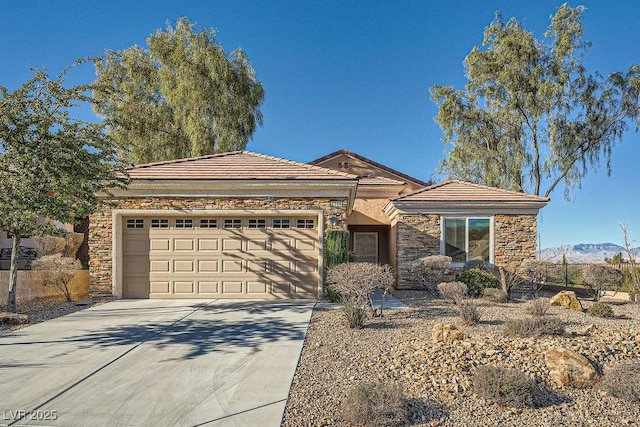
[2,0,639,248]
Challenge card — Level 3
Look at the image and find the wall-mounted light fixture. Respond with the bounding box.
[327,215,338,227]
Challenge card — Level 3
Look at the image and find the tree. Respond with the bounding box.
[605,251,626,264]
[0,68,127,312]
[620,222,639,302]
[430,4,640,199]
[93,17,265,164]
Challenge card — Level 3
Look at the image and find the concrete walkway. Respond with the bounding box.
[0,299,314,427]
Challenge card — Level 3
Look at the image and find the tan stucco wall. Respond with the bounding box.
[348,198,392,225]
[393,213,539,289]
[89,197,349,296]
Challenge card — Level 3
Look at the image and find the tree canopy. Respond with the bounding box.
[0,68,128,311]
[93,17,265,165]
[430,4,640,199]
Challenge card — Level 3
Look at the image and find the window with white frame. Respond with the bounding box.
[442,217,492,263]
[175,218,193,229]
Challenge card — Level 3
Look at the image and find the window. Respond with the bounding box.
[224,219,242,229]
[443,217,491,263]
[150,219,169,229]
[272,219,290,229]
[126,219,144,229]
[296,219,314,229]
[175,219,193,229]
[199,219,217,229]
[248,219,266,229]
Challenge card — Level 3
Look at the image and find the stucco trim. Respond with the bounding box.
[111,208,326,299]
[384,202,546,219]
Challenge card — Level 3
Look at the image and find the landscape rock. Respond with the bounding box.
[544,347,600,388]
[579,324,598,335]
[432,323,463,344]
[550,291,583,312]
[0,312,28,325]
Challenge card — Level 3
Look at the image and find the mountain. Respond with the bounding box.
[540,243,639,263]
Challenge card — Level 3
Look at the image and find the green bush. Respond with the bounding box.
[599,362,640,404]
[503,318,565,338]
[456,268,500,298]
[482,288,508,303]
[588,302,614,318]
[342,382,409,427]
[326,230,350,270]
[473,365,540,408]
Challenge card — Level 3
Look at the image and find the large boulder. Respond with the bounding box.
[550,290,583,312]
[544,347,600,388]
[432,324,463,344]
[0,312,28,325]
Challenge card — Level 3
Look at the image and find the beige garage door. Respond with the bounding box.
[122,216,318,298]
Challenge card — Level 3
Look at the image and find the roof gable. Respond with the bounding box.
[392,180,550,203]
[308,149,428,187]
[127,151,358,181]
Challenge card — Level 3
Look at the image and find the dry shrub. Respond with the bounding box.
[473,365,541,408]
[456,298,480,325]
[411,255,451,293]
[342,382,409,427]
[599,362,640,404]
[588,302,614,318]
[326,262,394,328]
[437,281,467,302]
[583,264,624,301]
[482,288,508,303]
[62,233,84,258]
[524,299,548,318]
[517,259,559,288]
[504,318,565,338]
[32,235,66,257]
[31,254,82,301]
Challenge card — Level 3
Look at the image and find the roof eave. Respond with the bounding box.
[383,200,549,219]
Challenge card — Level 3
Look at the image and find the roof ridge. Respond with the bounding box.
[446,179,550,201]
[127,151,243,170]
[391,179,550,202]
[243,151,358,179]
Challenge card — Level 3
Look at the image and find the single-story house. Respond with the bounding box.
[88,150,548,298]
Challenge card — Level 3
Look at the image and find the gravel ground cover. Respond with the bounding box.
[282,291,640,426]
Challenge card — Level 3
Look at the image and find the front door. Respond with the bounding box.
[353,232,378,263]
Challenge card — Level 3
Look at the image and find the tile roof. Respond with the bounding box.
[308,149,429,187]
[126,151,359,181]
[391,180,550,203]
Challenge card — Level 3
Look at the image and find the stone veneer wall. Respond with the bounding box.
[394,213,539,289]
[89,196,348,296]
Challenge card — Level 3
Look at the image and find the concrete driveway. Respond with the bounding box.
[0,299,314,427]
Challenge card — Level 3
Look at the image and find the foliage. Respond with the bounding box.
[482,287,508,303]
[455,268,500,298]
[326,262,394,328]
[456,298,480,326]
[62,232,85,258]
[430,4,640,200]
[32,235,66,257]
[0,68,127,312]
[31,254,82,301]
[93,17,265,164]
[437,281,468,302]
[504,318,565,338]
[588,302,614,318]
[473,365,540,408]
[599,362,640,404]
[583,264,624,301]
[411,255,451,293]
[517,260,558,288]
[620,222,640,302]
[342,381,409,427]
[605,252,626,264]
[524,299,548,318]
[497,265,526,294]
[326,230,350,271]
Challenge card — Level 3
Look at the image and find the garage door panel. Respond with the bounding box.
[174,281,195,293]
[124,259,148,276]
[247,239,268,251]
[149,239,170,251]
[198,239,219,251]
[247,281,268,294]
[150,281,170,293]
[272,239,292,250]
[124,238,148,253]
[174,260,194,272]
[174,239,195,251]
[221,260,243,273]
[198,281,219,293]
[296,239,316,252]
[222,239,242,251]
[198,260,219,273]
[272,282,291,295]
[150,260,171,273]
[222,281,243,294]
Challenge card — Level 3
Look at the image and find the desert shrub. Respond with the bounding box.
[473,365,540,408]
[588,302,614,318]
[503,318,565,338]
[437,281,467,302]
[517,259,558,289]
[326,262,394,328]
[583,264,624,301]
[326,230,350,270]
[599,362,640,404]
[524,299,548,318]
[31,254,82,301]
[482,288,508,303]
[342,381,409,427]
[456,298,480,325]
[456,268,500,298]
[62,233,84,258]
[411,255,451,293]
[32,235,66,257]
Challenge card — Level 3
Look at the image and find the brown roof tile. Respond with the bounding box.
[127,151,359,181]
[392,180,550,203]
